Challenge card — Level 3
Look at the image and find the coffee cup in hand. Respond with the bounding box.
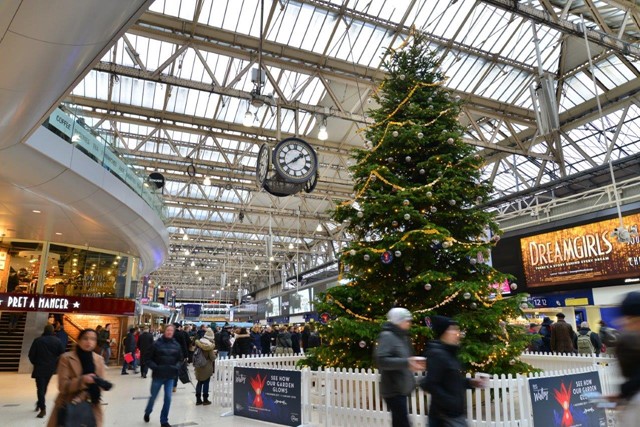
[409,356,426,371]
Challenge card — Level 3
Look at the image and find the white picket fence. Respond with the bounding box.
[211,353,623,426]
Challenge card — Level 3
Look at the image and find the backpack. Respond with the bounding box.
[193,347,208,368]
[577,333,595,354]
[601,327,619,347]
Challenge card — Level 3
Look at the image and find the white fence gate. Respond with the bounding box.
[211,353,622,426]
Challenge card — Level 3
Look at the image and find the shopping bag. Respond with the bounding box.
[178,361,191,384]
[124,352,134,364]
[63,400,96,427]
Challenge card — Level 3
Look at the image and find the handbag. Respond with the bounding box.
[124,352,134,364]
[59,400,96,427]
[178,361,191,384]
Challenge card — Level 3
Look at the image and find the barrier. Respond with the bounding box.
[211,353,623,426]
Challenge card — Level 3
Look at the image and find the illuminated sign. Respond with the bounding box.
[520,213,640,287]
[0,292,135,315]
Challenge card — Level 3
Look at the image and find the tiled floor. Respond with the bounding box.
[0,366,284,427]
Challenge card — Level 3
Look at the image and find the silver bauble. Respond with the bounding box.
[419,169,426,175]
[347,297,353,303]
[463,292,471,300]
[449,199,456,206]
[493,235,501,242]
[470,258,477,265]
[426,191,432,197]
[349,249,356,256]
[476,196,483,203]
[510,283,518,290]
[427,97,432,102]
[417,132,424,139]
[357,211,364,218]
[405,156,412,162]
[403,213,411,220]
[403,199,410,206]
[394,250,401,257]
[392,131,399,137]
[387,157,394,163]
[424,283,432,291]
[430,206,437,213]
[447,138,454,144]
[442,241,451,248]
[405,265,412,272]
[363,254,370,261]
[470,302,478,309]
[399,74,405,80]
[509,359,516,366]
[437,171,443,176]
[392,220,399,227]
[371,174,377,182]
[359,340,367,348]
[520,302,528,310]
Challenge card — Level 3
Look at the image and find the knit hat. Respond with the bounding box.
[431,315,457,338]
[204,328,215,340]
[621,291,640,316]
[199,338,212,346]
[387,307,412,325]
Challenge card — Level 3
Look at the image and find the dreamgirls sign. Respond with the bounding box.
[520,213,640,287]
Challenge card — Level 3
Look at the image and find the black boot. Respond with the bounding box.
[196,395,203,406]
[36,408,46,418]
[203,395,211,405]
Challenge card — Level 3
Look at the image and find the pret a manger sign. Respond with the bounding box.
[520,213,640,287]
[0,292,135,315]
[4,295,77,310]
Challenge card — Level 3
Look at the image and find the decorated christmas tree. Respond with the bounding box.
[303,33,532,375]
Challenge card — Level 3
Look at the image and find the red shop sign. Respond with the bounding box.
[0,293,135,316]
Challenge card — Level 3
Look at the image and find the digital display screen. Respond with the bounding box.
[520,213,640,287]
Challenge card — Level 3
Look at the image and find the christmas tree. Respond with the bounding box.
[303,33,532,375]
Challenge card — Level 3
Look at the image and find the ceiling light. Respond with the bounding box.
[116,256,121,260]
[203,176,211,186]
[184,250,190,255]
[190,261,195,267]
[198,277,202,281]
[234,279,238,283]
[318,124,328,141]
[316,223,323,232]
[195,270,199,275]
[288,243,294,250]
[254,265,259,271]
[55,232,62,236]
[269,256,275,262]
[32,210,41,214]
[182,233,189,241]
[243,110,254,127]
[243,273,248,278]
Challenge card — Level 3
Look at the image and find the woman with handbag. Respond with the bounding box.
[47,328,111,427]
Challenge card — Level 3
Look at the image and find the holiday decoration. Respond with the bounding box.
[381,251,394,264]
[394,250,402,257]
[510,283,517,290]
[359,340,368,348]
[405,156,412,162]
[357,211,364,218]
[349,249,356,256]
[303,32,529,374]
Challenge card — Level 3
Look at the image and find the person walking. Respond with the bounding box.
[420,316,487,427]
[138,326,155,378]
[217,324,232,358]
[122,327,139,375]
[28,324,65,418]
[54,320,68,350]
[193,328,216,406]
[574,321,602,356]
[374,308,425,427]
[46,328,111,427]
[143,324,183,427]
[538,317,553,353]
[551,312,576,354]
[599,320,619,355]
[99,323,112,364]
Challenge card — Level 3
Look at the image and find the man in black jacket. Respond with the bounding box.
[122,327,138,374]
[144,324,183,427]
[218,325,232,358]
[138,326,155,378]
[374,308,425,427]
[28,324,65,418]
[420,316,486,427]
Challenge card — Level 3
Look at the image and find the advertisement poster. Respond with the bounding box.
[520,213,640,287]
[528,371,607,427]
[182,303,201,318]
[233,367,302,426]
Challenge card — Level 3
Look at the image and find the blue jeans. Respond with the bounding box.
[195,378,210,400]
[101,346,111,364]
[218,351,228,358]
[145,377,173,424]
[122,356,138,373]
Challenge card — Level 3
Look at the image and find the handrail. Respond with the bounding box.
[43,106,166,220]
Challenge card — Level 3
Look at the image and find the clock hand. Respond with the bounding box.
[287,153,304,165]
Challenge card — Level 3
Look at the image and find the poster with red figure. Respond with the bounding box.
[528,371,607,427]
[233,367,302,426]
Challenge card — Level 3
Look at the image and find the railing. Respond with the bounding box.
[211,354,623,427]
[43,106,165,219]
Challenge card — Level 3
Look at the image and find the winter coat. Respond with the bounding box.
[260,332,272,354]
[374,322,416,398]
[146,336,183,379]
[420,340,471,419]
[276,331,292,349]
[539,319,553,353]
[29,333,65,378]
[123,332,136,354]
[137,332,154,361]
[46,351,106,427]
[232,334,254,356]
[574,328,602,356]
[218,329,232,352]
[291,332,301,354]
[174,329,190,359]
[250,331,262,352]
[301,328,310,350]
[551,319,576,353]
[194,339,216,382]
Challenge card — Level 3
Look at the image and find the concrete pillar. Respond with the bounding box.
[18,311,51,374]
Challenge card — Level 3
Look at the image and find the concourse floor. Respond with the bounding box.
[0,366,283,427]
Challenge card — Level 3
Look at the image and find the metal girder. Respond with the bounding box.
[481,0,640,58]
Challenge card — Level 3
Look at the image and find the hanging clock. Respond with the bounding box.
[304,171,319,193]
[256,143,271,187]
[272,137,318,184]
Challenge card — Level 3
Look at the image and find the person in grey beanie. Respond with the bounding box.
[374,308,425,427]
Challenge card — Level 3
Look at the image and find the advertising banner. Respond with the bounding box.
[520,213,640,287]
[233,367,302,426]
[0,293,135,315]
[528,371,607,427]
[182,303,201,318]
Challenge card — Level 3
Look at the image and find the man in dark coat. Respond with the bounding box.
[420,316,486,427]
[173,323,190,360]
[122,327,138,374]
[551,312,576,354]
[138,326,155,378]
[217,325,232,358]
[539,317,553,353]
[28,324,65,418]
[374,308,425,427]
[144,324,183,427]
[260,326,272,355]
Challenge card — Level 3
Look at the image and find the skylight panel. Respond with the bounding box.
[593,56,634,88]
[417,0,473,40]
[218,1,247,34]
[301,9,332,53]
[560,72,604,111]
[289,3,315,49]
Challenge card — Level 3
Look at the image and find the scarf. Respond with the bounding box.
[76,347,101,405]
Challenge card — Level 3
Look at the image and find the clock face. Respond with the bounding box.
[272,137,318,184]
[256,144,271,187]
